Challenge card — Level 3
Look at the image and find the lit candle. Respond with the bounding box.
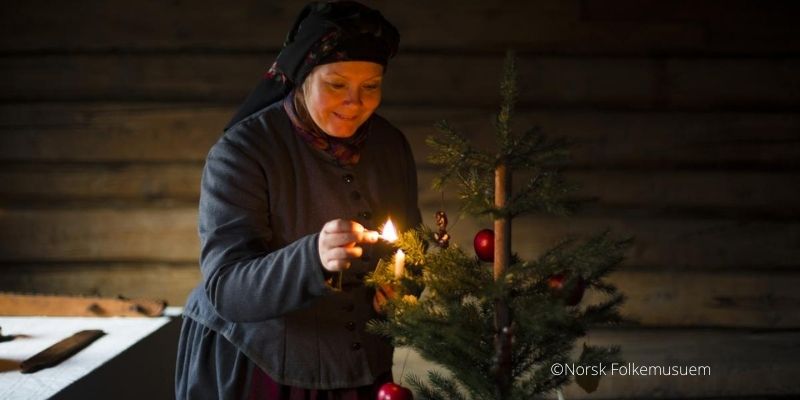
[381,217,404,278]
[381,218,398,242]
[394,249,406,279]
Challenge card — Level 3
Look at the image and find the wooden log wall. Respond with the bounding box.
[1,0,799,398]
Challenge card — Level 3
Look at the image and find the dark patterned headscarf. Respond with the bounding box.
[225,1,400,131]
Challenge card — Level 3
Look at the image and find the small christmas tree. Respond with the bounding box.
[367,52,631,400]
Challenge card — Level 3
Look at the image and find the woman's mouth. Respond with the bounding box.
[333,112,358,121]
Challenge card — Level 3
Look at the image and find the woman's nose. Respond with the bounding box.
[344,87,362,105]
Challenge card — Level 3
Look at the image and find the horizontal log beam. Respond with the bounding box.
[2,104,798,169]
[435,210,800,271]
[2,0,798,55]
[0,208,200,262]
[0,206,797,270]
[2,262,799,328]
[0,163,201,205]
[2,165,798,221]
[2,55,798,110]
[0,262,199,307]
[417,170,800,220]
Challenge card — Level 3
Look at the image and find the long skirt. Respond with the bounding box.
[176,316,392,400]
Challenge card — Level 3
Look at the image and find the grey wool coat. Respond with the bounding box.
[175,99,422,399]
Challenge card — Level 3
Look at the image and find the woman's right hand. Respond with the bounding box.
[318,219,379,272]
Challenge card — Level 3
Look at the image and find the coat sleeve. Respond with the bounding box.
[197,136,332,323]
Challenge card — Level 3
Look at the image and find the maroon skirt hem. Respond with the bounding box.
[248,367,393,400]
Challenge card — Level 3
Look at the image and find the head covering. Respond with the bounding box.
[225,1,399,131]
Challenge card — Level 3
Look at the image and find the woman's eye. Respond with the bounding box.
[363,84,381,90]
[327,82,346,89]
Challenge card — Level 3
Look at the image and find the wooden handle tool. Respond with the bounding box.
[20,330,105,373]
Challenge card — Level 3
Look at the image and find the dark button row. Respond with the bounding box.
[351,342,361,351]
[343,172,369,222]
[345,321,356,331]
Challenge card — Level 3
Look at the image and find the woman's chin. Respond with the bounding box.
[323,124,359,138]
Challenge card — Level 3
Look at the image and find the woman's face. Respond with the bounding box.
[302,61,384,138]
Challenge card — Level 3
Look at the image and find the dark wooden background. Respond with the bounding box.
[1,0,799,398]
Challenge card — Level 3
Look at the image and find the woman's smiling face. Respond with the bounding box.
[302,61,384,138]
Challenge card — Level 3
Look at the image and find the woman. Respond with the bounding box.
[175,1,421,399]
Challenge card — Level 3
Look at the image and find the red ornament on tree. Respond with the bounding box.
[377,382,414,400]
[547,273,587,306]
[473,228,495,262]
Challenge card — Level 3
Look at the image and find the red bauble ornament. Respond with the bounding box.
[377,382,414,400]
[473,228,494,262]
[547,273,587,306]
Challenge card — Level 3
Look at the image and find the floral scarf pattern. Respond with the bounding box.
[283,91,369,167]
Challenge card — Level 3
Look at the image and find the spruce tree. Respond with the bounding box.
[367,51,631,400]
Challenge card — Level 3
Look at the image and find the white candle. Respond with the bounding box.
[394,249,406,279]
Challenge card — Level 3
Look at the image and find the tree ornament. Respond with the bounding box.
[433,210,450,248]
[473,228,494,262]
[575,343,602,393]
[546,273,587,306]
[574,369,601,393]
[377,382,414,400]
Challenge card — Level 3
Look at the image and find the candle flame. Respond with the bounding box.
[381,218,398,242]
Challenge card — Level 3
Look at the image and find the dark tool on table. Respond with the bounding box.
[0,326,14,343]
[20,330,105,373]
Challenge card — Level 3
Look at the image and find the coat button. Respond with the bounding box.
[345,321,356,331]
[358,211,372,220]
[342,304,355,312]
[350,191,361,201]
[343,174,354,184]
[351,342,361,351]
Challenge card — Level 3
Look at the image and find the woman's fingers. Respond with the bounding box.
[318,219,375,272]
[323,259,351,272]
[320,232,360,248]
[361,230,380,244]
[320,246,364,271]
[322,219,380,244]
[323,219,363,234]
[327,246,363,260]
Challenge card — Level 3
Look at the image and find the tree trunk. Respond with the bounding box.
[494,162,512,399]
